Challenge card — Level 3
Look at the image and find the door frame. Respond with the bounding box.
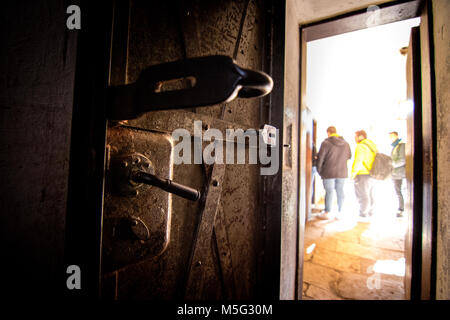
[64,0,114,298]
[296,0,437,300]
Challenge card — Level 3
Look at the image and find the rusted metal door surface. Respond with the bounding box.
[100,0,279,300]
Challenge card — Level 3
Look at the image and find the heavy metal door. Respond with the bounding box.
[99,0,281,300]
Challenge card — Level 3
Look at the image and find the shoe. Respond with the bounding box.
[396,211,404,218]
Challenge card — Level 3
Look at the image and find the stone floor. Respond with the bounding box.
[302,212,407,300]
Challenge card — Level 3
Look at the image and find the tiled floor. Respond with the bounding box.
[302,213,407,300]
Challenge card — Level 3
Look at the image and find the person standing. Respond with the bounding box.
[389,131,406,217]
[351,130,377,220]
[316,126,352,220]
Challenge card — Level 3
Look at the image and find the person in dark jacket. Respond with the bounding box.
[389,131,406,217]
[316,126,352,219]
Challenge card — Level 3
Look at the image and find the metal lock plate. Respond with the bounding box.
[102,126,173,273]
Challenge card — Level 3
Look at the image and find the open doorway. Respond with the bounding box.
[301,16,421,300]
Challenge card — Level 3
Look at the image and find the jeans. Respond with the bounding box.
[393,179,404,211]
[354,175,375,217]
[322,178,346,213]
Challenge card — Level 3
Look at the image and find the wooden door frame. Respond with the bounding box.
[297,0,437,300]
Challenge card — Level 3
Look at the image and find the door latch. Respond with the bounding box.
[107,55,273,120]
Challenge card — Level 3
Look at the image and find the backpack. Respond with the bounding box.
[362,142,393,180]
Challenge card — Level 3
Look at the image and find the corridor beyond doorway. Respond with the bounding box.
[302,17,421,300]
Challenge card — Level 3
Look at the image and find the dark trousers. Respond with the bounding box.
[354,175,375,217]
[393,179,404,211]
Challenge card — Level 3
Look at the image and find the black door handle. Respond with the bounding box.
[107,55,273,120]
[108,153,201,201]
[132,171,201,202]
